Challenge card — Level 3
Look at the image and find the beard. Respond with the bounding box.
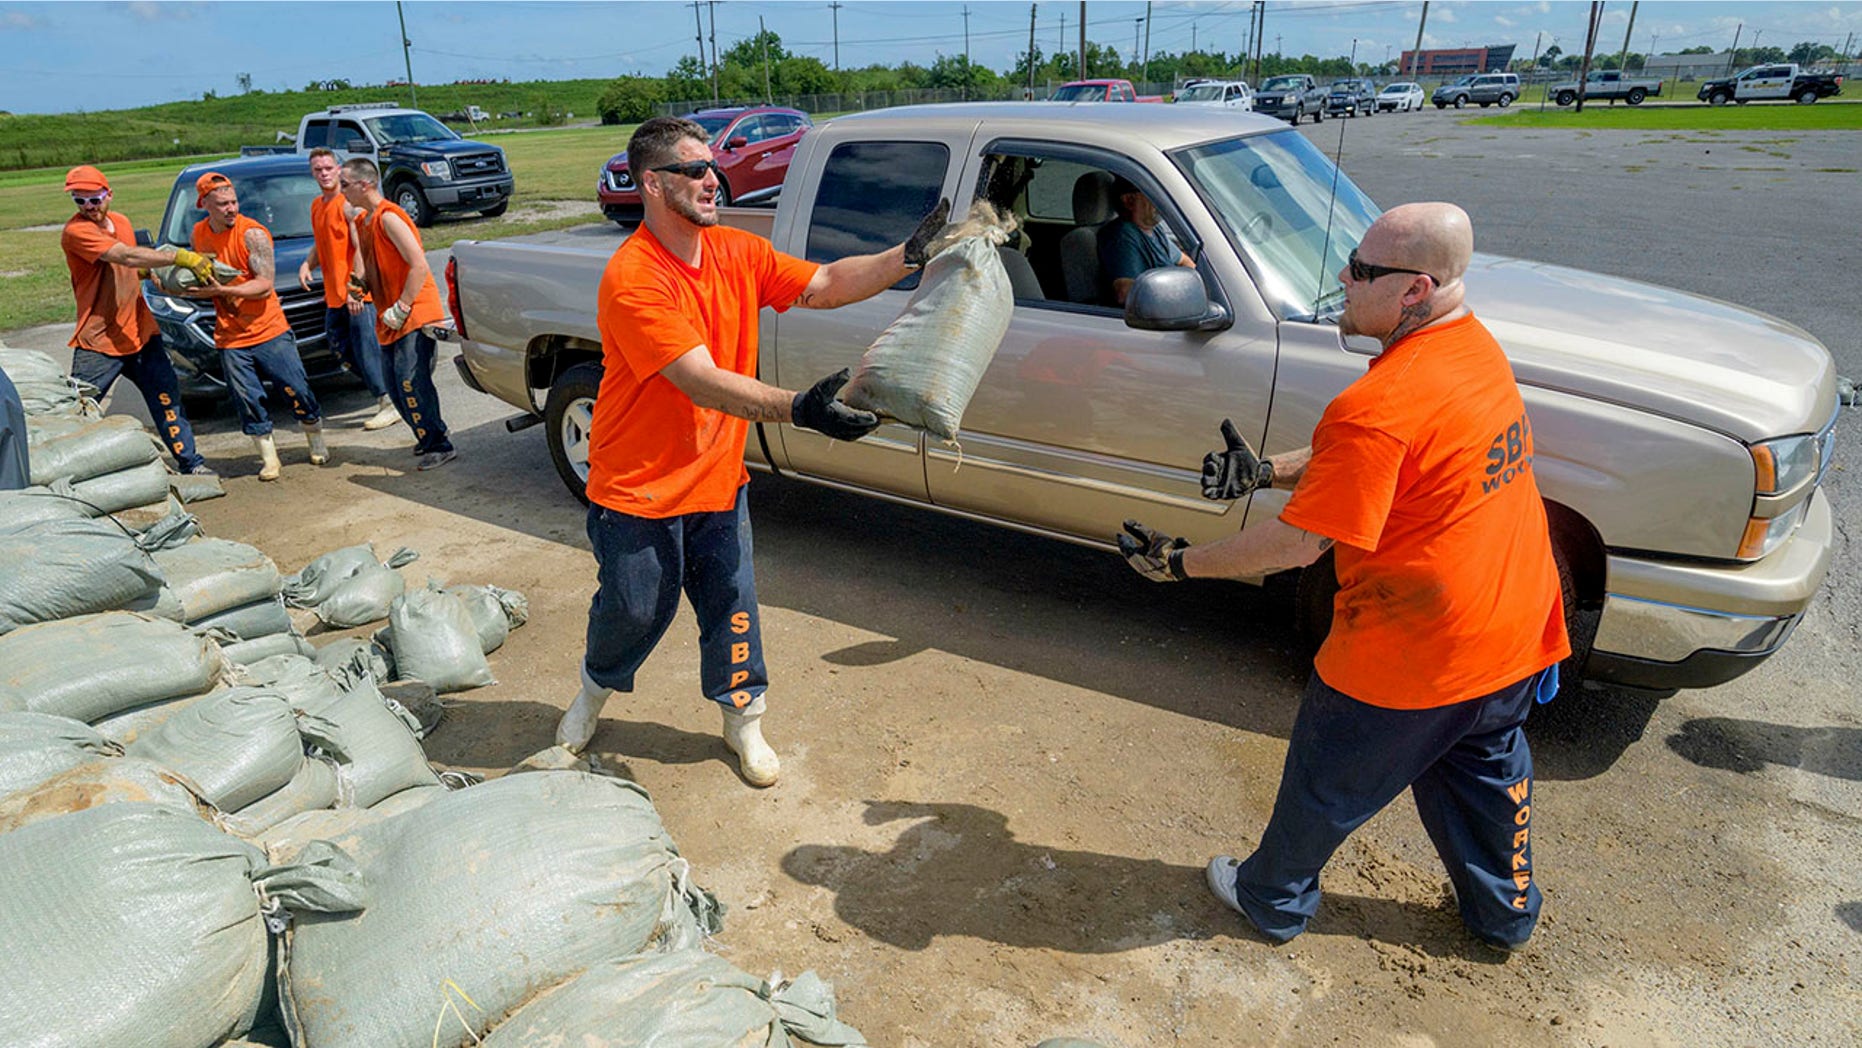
[666,191,718,228]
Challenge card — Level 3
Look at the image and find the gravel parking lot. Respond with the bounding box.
[6,109,1856,1046]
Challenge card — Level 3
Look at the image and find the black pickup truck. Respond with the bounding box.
[1253,74,1329,123]
[1697,64,1844,105]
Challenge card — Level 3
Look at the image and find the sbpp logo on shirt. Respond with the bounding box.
[1482,411,1533,494]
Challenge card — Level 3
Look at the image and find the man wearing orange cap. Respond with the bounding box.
[187,170,327,481]
[59,164,214,474]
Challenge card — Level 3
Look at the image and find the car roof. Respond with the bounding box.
[692,105,808,119]
[828,101,1291,146]
[174,155,312,180]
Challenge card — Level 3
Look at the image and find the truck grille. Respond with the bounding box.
[605,168,633,191]
[450,152,505,178]
[281,290,328,358]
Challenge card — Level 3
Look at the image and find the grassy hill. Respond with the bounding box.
[0,79,615,171]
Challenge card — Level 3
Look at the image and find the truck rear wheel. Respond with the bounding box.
[1795,88,1819,104]
[392,182,434,227]
[544,361,602,505]
[1626,87,1647,105]
[1555,91,1577,106]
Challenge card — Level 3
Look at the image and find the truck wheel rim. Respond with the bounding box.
[562,396,594,481]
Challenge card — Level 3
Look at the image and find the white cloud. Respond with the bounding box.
[122,2,201,22]
[1436,7,1458,24]
[1495,15,1518,28]
[1537,1,1551,12]
[3,11,47,29]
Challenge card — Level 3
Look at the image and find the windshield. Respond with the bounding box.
[1176,84,1226,102]
[363,113,459,146]
[159,170,319,246]
[1174,129,1380,318]
[692,113,736,138]
[1260,76,1304,92]
[1380,84,1410,94]
[1050,84,1104,101]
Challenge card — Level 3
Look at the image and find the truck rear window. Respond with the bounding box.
[804,141,949,268]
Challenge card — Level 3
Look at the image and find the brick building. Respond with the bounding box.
[1397,44,1518,77]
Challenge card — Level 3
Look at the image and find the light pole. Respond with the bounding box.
[396,0,417,108]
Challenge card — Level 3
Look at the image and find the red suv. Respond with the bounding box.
[598,106,813,224]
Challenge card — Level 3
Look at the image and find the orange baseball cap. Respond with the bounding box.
[64,165,109,193]
[194,171,233,206]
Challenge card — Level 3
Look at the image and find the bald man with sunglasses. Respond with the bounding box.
[556,115,949,788]
[1120,202,1568,952]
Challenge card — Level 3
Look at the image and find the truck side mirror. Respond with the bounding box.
[1125,267,1229,332]
[135,229,153,248]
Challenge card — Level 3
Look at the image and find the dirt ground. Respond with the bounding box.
[8,113,1859,1047]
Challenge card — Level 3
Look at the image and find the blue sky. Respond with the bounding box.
[1,1,1857,114]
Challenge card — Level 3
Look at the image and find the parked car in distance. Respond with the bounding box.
[1697,64,1844,105]
[136,155,340,406]
[1376,81,1425,112]
[1173,79,1254,111]
[1050,79,1165,103]
[598,105,812,225]
[1325,78,1378,117]
[451,103,1839,698]
[1253,74,1328,123]
[1433,72,1520,108]
[1551,70,1664,106]
[295,102,513,226]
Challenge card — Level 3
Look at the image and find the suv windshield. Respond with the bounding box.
[159,171,319,246]
[1050,84,1105,101]
[1174,129,1380,318]
[363,113,459,146]
[1176,84,1227,102]
[1260,76,1304,92]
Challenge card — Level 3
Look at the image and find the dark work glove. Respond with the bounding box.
[902,197,952,268]
[1201,418,1274,501]
[1117,520,1190,582]
[791,369,881,442]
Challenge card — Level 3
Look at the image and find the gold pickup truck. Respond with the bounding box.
[447,104,1838,696]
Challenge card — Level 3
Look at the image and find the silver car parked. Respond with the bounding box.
[1433,72,1520,109]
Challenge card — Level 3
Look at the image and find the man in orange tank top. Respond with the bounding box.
[299,148,398,431]
[553,116,950,788]
[58,164,213,475]
[339,157,456,471]
[187,171,327,481]
[1120,203,1569,951]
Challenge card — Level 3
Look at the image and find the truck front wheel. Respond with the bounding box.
[1625,87,1647,105]
[392,182,434,227]
[544,361,603,505]
[1795,87,1820,104]
[1453,94,1469,109]
[1555,90,1577,106]
[479,200,509,218]
[1708,90,1731,106]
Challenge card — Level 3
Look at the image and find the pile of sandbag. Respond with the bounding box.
[282,542,419,628]
[0,611,231,741]
[145,536,314,664]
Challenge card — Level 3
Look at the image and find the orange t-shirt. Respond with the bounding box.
[1280,312,1569,709]
[62,211,157,356]
[190,214,290,349]
[586,225,818,518]
[309,194,363,309]
[356,200,443,344]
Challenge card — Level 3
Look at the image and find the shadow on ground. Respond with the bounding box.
[1665,717,1862,781]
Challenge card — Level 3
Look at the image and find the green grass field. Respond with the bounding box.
[1465,99,1862,130]
[0,123,637,334]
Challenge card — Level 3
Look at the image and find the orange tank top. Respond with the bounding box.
[357,200,443,344]
[190,214,290,349]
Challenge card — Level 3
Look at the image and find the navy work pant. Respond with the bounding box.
[383,329,452,455]
[69,339,206,471]
[325,304,389,398]
[582,487,768,710]
[220,330,321,437]
[1227,667,1555,947]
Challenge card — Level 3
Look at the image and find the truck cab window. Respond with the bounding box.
[804,140,949,286]
[301,121,331,150]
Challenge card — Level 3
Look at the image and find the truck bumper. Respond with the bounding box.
[427,177,514,211]
[1587,488,1833,690]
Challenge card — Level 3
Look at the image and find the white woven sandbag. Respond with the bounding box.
[243,655,439,808]
[128,688,306,812]
[63,458,174,516]
[441,583,529,654]
[256,783,446,864]
[0,711,121,799]
[0,612,229,724]
[221,631,316,666]
[314,562,407,628]
[0,346,86,417]
[283,544,416,609]
[482,950,870,1048]
[0,486,92,531]
[192,595,294,641]
[153,539,283,622]
[0,803,364,1048]
[839,201,1016,442]
[279,771,722,1048]
[0,517,163,635]
[382,582,494,693]
[221,757,340,838]
[0,756,209,837]
[26,413,159,485]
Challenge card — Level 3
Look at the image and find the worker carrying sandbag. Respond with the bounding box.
[839,201,1017,443]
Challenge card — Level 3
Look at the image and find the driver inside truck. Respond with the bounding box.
[1099,175,1195,306]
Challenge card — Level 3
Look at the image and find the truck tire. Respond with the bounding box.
[392,181,434,227]
[1555,90,1577,106]
[1453,94,1469,109]
[1795,87,1819,104]
[1626,87,1647,105]
[1497,93,1514,108]
[1708,90,1731,106]
[1311,106,1324,123]
[478,200,509,218]
[544,361,602,505]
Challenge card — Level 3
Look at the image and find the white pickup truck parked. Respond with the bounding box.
[443,104,1838,698]
[1551,70,1664,106]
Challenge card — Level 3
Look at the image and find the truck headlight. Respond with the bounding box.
[147,293,199,319]
[1749,434,1818,496]
[420,160,453,180]
[1737,498,1809,560]
[1736,434,1822,558]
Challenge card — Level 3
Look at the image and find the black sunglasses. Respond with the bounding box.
[1348,247,1436,285]
[651,159,721,180]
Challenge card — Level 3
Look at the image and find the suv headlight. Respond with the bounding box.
[420,160,453,180]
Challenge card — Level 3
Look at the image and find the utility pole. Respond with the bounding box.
[1143,1,1153,80]
[1615,0,1638,93]
[1408,0,1429,78]
[1531,30,1545,110]
[1078,1,1087,81]
[760,15,772,103]
[1132,18,1141,70]
[1191,23,1197,55]
[707,1,719,104]
[1027,3,1038,99]
[1252,1,1265,83]
[1241,3,1254,71]
[830,2,842,75]
[689,2,706,83]
[1575,0,1603,112]
[395,0,417,107]
[1725,22,1741,75]
[964,5,972,101]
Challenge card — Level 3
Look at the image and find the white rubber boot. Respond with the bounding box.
[252,434,282,481]
[362,395,402,431]
[305,422,330,466]
[721,695,779,788]
[555,666,611,754]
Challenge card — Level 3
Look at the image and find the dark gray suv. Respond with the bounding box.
[1432,73,1520,109]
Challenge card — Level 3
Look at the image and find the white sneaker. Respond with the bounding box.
[721,695,779,787]
[555,667,612,754]
[361,395,402,431]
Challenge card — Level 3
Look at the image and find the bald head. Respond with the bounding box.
[1363,202,1473,286]
[1337,202,1475,347]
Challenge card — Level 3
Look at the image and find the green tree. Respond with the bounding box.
[1541,44,1564,64]
[665,54,711,102]
[596,77,663,125]
[723,28,788,70]
[1788,41,1838,65]
[1678,45,1715,55]
[775,56,837,95]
